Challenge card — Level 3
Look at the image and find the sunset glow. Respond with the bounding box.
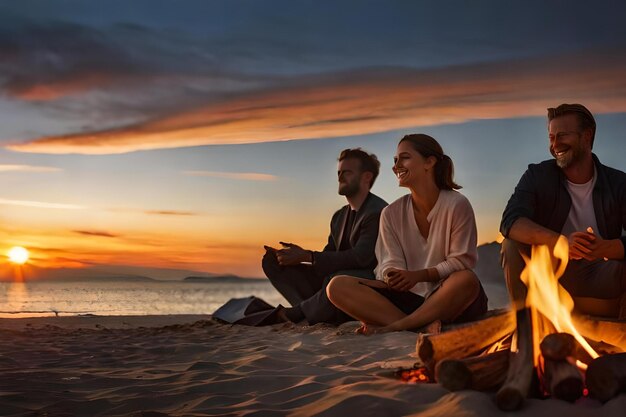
[7,247,30,265]
[0,2,624,280]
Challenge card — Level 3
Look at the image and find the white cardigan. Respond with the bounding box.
[374,190,478,296]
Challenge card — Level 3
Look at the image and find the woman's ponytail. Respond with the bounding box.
[435,154,461,190]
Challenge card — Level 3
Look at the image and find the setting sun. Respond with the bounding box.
[8,246,30,265]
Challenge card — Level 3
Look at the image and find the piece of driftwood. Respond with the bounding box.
[540,333,576,361]
[542,358,583,402]
[540,332,616,365]
[416,309,515,371]
[586,353,626,403]
[571,314,626,352]
[496,308,534,411]
[586,339,624,356]
[435,349,510,392]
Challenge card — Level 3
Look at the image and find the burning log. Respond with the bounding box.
[586,339,624,356]
[571,314,626,352]
[539,332,576,360]
[539,332,595,366]
[496,308,534,411]
[539,333,584,402]
[435,349,510,392]
[416,309,514,371]
[542,358,583,402]
[540,332,598,364]
[586,353,626,403]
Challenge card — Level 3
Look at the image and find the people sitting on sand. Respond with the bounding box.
[326,134,488,333]
[262,148,388,325]
[501,103,626,318]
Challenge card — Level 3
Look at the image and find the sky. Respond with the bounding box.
[0,0,625,278]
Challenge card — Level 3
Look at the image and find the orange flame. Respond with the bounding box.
[520,236,599,365]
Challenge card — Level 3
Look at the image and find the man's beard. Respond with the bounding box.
[338,181,361,197]
[551,140,585,169]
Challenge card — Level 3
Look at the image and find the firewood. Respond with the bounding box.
[416,309,514,370]
[586,353,626,403]
[571,314,626,352]
[542,358,583,402]
[540,333,576,360]
[539,332,596,368]
[496,308,534,411]
[586,339,624,356]
[435,349,510,392]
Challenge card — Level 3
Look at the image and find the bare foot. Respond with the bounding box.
[421,320,442,334]
[356,323,392,335]
[275,306,290,323]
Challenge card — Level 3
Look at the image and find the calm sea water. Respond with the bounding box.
[0,280,288,318]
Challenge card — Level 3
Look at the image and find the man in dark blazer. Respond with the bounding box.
[263,148,388,325]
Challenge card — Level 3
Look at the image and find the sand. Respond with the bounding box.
[1,315,625,417]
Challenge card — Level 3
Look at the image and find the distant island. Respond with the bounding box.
[0,264,256,282]
[184,275,261,283]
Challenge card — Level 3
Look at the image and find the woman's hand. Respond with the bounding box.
[384,268,424,292]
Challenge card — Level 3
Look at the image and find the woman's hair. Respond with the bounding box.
[399,134,461,190]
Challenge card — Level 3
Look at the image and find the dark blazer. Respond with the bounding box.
[312,192,388,277]
[500,154,626,258]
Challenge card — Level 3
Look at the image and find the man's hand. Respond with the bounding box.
[567,231,595,260]
[567,228,621,261]
[384,268,424,292]
[275,242,312,266]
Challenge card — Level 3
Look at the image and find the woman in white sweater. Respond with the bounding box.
[326,134,487,333]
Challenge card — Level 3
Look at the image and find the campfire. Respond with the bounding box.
[399,236,626,410]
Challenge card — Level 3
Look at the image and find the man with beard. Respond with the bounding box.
[501,103,626,318]
[263,148,387,324]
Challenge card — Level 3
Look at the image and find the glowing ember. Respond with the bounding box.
[520,236,599,365]
[575,360,588,372]
[396,366,431,384]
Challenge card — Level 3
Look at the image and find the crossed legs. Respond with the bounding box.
[326,270,484,331]
[262,251,374,324]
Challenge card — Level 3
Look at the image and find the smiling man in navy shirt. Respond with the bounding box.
[501,103,626,318]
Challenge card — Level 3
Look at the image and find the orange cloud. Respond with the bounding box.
[0,164,62,173]
[104,207,200,217]
[143,210,197,216]
[0,198,86,210]
[7,49,626,155]
[183,171,278,181]
[73,230,121,238]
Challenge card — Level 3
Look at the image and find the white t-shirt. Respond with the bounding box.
[374,190,478,296]
[561,171,600,237]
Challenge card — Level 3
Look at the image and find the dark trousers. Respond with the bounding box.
[262,252,374,325]
[501,239,626,318]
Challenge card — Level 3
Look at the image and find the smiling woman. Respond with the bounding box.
[7,246,30,265]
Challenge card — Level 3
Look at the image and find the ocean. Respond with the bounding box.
[0,280,288,318]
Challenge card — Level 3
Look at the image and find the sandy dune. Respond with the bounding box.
[0,315,624,416]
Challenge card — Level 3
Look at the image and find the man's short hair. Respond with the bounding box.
[547,103,596,147]
[338,148,380,189]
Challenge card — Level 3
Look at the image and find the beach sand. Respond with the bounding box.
[1,315,624,417]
